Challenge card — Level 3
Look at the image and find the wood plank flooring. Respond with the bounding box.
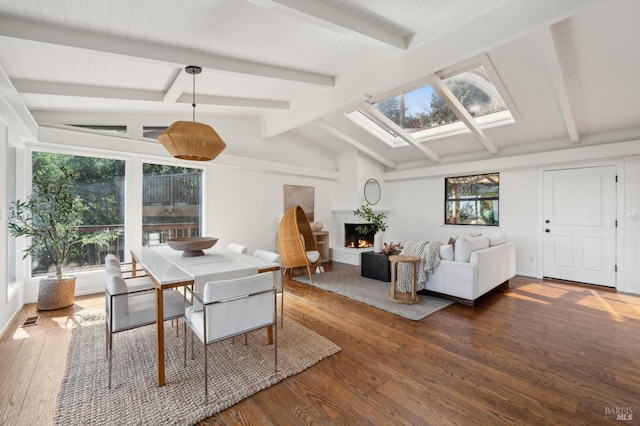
[1,262,639,425]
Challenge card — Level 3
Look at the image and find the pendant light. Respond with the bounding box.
[158,65,227,161]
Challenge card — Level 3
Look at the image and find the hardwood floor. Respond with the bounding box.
[1,262,639,425]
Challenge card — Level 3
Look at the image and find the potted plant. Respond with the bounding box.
[353,204,387,253]
[9,165,116,310]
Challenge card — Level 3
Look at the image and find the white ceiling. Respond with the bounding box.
[0,0,639,170]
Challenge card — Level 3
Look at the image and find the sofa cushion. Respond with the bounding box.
[454,236,489,262]
[488,233,507,246]
[439,244,454,261]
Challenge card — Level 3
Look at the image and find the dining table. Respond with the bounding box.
[130,245,280,387]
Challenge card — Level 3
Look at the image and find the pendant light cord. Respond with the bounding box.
[192,71,196,122]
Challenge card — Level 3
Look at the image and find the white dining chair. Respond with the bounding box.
[104,256,185,389]
[253,249,284,328]
[227,243,248,254]
[183,272,277,399]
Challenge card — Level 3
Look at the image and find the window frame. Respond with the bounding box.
[444,172,500,226]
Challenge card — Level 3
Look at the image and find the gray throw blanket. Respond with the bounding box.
[397,240,442,292]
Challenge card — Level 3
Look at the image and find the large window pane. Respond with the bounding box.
[445,173,499,225]
[31,152,125,276]
[142,164,203,246]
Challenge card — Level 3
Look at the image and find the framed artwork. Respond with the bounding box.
[283,184,314,222]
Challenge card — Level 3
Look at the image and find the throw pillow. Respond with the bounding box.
[488,233,507,246]
[454,236,490,262]
[439,244,454,261]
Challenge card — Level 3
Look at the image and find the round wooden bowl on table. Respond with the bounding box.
[167,237,218,257]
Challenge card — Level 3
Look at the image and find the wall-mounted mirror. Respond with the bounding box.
[364,178,381,205]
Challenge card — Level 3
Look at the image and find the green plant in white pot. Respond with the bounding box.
[353,204,387,253]
[9,165,115,310]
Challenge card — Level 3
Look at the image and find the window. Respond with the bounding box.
[30,152,125,276]
[346,61,514,147]
[441,65,508,120]
[142,126,168,140]
[68,125,127,135]
[445,173,499,226]
[142,164,203,246]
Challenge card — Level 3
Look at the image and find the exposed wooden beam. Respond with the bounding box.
[428,75,499,155]
[245,0,407,50]
[0,66,38,142]
[537,26,580,144]
[359,103,441,163]
[163,69,187,103]
[0,16,334,87]
[13,79,289,109]
[313,120,397,169]
[176,94,288,109]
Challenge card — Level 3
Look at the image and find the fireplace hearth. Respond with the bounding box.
[344,223,375,248]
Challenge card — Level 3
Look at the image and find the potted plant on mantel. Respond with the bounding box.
[353,204,387,253]
[9,165,116,311]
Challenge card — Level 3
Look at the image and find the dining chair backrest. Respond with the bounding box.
[202,273,274,343]
[105,253,120,269]
[227,243,248,254]
[105,269,130,324]
[253,249,282,293]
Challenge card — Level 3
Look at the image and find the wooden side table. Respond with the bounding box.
[389,255,420,304]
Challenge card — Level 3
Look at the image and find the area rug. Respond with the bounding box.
[54,310,340,425]
[293,265,453,321]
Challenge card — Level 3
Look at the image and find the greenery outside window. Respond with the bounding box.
[445,173,499,226]
[142,164,203,246]
[30,152,125,276]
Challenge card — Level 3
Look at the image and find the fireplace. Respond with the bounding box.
[344,223,375,248]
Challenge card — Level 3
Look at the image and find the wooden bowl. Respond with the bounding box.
[167,237,218,257]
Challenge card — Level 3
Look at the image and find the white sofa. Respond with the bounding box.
[423,237,516,305]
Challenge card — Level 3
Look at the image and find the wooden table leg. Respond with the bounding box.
[155,287,166,387]
[267,325,273,345]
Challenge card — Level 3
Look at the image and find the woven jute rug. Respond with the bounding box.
[54,310,340,425]
[293,265,453,321]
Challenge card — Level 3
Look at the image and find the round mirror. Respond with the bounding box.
[364,178,381,205]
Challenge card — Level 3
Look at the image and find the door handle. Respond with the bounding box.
[545,229,550,233]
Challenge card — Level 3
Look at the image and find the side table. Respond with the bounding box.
[388,255,420,304]
[361,251,391,282]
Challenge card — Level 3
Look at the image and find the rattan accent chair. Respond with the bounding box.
[277,205,321,283]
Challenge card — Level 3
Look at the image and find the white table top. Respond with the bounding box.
[131,245,279,287]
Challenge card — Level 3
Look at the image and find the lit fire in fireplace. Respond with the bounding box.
[346,238,373,248]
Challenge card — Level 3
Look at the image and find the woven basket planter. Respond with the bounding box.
[37,276,76,311]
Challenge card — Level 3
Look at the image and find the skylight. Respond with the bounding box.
[68,125,127,135]
[346,62,514,148]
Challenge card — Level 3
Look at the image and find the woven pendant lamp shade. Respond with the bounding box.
[159,65,227,161]
[158,121,226,161]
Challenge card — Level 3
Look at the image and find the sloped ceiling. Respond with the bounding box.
[0,0,639,170]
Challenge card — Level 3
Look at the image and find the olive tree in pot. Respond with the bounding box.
[9,165,114,310]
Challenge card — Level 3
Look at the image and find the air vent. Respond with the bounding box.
[21,316,40,327]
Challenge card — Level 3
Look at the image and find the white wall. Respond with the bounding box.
[383,142,640,295]
[205,164,336,255]
[622,155,640,293]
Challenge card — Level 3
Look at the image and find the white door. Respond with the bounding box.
[543,166,616,287]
